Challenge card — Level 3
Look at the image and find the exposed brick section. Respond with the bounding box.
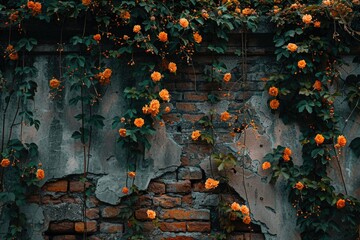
[192,182,207,192]
[187,222,211,232]
[159,222,186,232]
[183,92,208,101]
[48,221,74,233]
[100,222,123,233]
[42,180,68,192]
[135,208,150,221]
[69,181,92,192]
[181,194,193,207]
[162,113,181,123]
[178,166,203,180]
[74,221,97,233]
[153,195,181,208]
[137,195,152,207]
[101,206,121,218]
[53,235,76,240]
[182,114,204,123]
[161,209,210,220]
[166,180,191,193]
[175,102,197,112]
[86,208,99,220]
[147,182,166,194]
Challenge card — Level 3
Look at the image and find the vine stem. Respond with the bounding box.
[333,144,348,195]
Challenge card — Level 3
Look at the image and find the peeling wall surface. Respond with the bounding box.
[0,43,359,240]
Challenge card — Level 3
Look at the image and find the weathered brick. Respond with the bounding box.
[182,114,204,123]
[164,237,195,240]
[86,196,100,208]
[60,196,81,204]
[161,209,210,220]
[192,182,207,192]
[42,196,62,204]
[153,195,181,208]
[178,166,203,180]
[53,235,76,240]
[162,113,181,123]
[176,102,197,112]
[135,208,149,221]
[148,181,166,194]
[174,82,195,91]
[166,180,191,193]
[181,195,192,207]
[186,222,211,232]
[48,221,74,233]
[100,222,123,233]
[74,221,97,233]
[143,221,156,232]
[42,180,68,192]
[159,222,186,232]
[183,92,208,101]
[136,195,152,207]
[69,181,92,192]
[86,208,99,220]
[101,206,121,218]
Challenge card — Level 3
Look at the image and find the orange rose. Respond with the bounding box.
[122,187,129,194]
[322,0,332,6]
[193,32,202,44]
[223,73,232,82]
[243,215,251,224]
[269,99,280,110]
[1,159,10,167]
[179,18,189,28]
[159,89,170,102]
[168,62,177,73]
[220,111,231,121]
[142,105,150,114]
[298,60,306,69]
[268,87,279,97]
[242,8,253,16]
[133,25,141,33]
[165,106,171,113]
[27,1,35,9]
[284,147,292,156]
[50,78,61,89]
[231,202,241,211]
[191,130,201,140]
[337,135,346,147]
[201,10,209,19]
[302,14,312,24]
[147,209,156,219]
[119,128,126,137]
[283,154,290,162]
[313,80,322,91]
[205,178,219,190]
[273,6,280,14]
[240,205,250,215]
[287,43,298,52]
[82,0,91,6]
[295,182,304,190]
[33,2,42,14]
[151,71,162,82]
[262,161,271,170]
[336,199,345,209]
[128,171,136,178]
[158,31,168,42]
[121,11,131,20]
[314,134,325,145]
[36,169,45,180]
[9,12,19,22]
[314,21,321,28]
[103,68,112,79]
[149,99,160,116]
[123,35,130,40]
[134,118,145,128]
[93,34,101,41]
[9,52,18,61]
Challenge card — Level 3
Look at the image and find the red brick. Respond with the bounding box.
[53,235,76,240]
[86,208,99,220]
[69,181,92,192]
[163,113,181,123]
[197,82,221,91]
[148,181,166,194]
[176,103,197,112]
[42,180,68,192]
[60,196,81,204]
[143,221,156,232]
[101,206,121,218]
[135,208,149,221]
[175,82,195,91]
[74,221,97,233]
[166,180,191,193]
[186,222,211,232]
[192,182,207,192]
[100,222,123,233]
[161,209,210,220]
[136,195,152,207]
[165,237,195,240]
[181,195,192,206]
[42,196,62,204]
[48,221,74,233]
[182,114,204,123]
[87,196,100,207]
[153,195,181,208]
[159,222,186,232]
[183,92,208,101]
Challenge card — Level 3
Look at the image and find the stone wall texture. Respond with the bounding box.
[1,32,359,240]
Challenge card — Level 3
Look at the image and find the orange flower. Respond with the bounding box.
[119,128,126,137]
[33,2,42,14]
[220,111,231,121]
[134,118,145,128]
[36,169,45,180]
[284,147,292,156]
[158,31,168,42]
[9,11,19,22]
[147,210,156,219]
[243,215,251,224]
[201,10,209,19]
[314,21,321,28]
[179,18,189,28]
[242,8,253,16]
[223,73,232,82]
[151,71,162,82]
[283,154,290,162]
[103,68,112,79]
[297,60,306,69]
[168,62,177,73]
[313,80,322,91]
[314,134,325,145]
[142,105,150,114]
[159,89,170,102]
[273,6,280,14]
[240,205,250,215]
[336,199,345,209]
[149,99,160,116]
[287,43,298,52]
[120,11,131,20]
[191,130,201,141]
[231,202,241,211]
[268,87,279,97]
[1,159,10,168]
[295,182,304,190]
[322,0,332,6]
[49,78,61,89]
[235,7,241,13]
[205,178,219,190]
[123,35,130,40]
[165,106,171,113]
[128,171,136,178]
[269,99,280,110]
[122,187,129,194]
[133,25,141,33]
[193,32,202,44]
[9,52,18,61]
[82,0,91,6]
[302,14,312,24]
[27,1,35,9]
[262,161,271,170]
[337,135,346,147]
[93,34,101,42]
